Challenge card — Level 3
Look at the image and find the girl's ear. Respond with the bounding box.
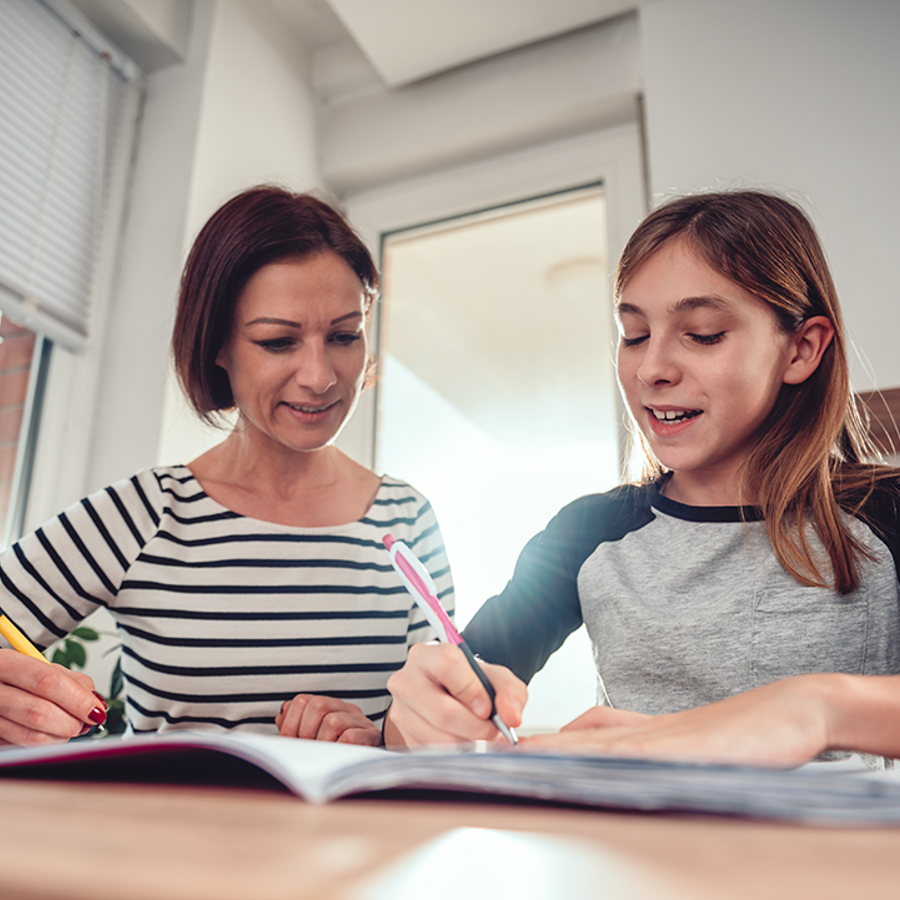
[782,315,835,385]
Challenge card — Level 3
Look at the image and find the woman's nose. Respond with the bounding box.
[296,343,337,393]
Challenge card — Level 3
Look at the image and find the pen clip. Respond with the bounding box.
[383,535,453,644]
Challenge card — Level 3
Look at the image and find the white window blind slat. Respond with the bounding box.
[0,0,136,351]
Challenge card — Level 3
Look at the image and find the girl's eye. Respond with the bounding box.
[620,334,648,348]
[690,332,725,345]
[332,332,363,347]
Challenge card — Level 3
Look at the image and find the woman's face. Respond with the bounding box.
[615,238,798,504]
[216,252,369,456]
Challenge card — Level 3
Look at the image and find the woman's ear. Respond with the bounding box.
[783,315,835,385]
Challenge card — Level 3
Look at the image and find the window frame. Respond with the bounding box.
[338,122,647,471]
[0,0,142,542]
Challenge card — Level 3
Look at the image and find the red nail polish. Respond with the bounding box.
[88,707,107,725]
[92,691,108,709]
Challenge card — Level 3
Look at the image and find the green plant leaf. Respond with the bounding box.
[104,705,127,735]
[51,647,69,667]
[101,642,123,659]
[110,656,123,699]
[65,639,87,669]
[70,627,99,641]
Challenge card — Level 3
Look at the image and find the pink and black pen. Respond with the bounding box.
[383,534,518,745]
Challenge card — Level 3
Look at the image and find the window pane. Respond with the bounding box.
[0,313,45,548]
[377,187,618,732]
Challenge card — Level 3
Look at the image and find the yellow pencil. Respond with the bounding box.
[0,614,108,734]
[0,614,50,664]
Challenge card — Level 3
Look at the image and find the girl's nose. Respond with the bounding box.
[636,339,680,387]
[296,342,337,393]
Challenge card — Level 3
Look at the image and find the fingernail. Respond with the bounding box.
[88,707,107,725]
[92,691,108,709]
[78,723,91,736]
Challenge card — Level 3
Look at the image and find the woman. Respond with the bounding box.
[0,186,453,746]
[385,189,900,766]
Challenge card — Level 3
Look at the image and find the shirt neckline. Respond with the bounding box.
[649,479,762,523]
[171,465,392,533]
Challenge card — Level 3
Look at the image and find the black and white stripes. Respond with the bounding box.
[0,467,453,734]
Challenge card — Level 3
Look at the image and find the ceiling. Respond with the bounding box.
[270,0,639,86]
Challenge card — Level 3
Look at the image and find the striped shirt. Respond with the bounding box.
[0,466,454,734]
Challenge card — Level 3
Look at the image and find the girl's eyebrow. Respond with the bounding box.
[615,302,642,318]
[245,311,364,328]
[673,295,731,312]
[616,295,732,318]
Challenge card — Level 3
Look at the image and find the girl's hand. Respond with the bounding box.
[0,649,106,746]
[522,678,830,766]
[385,641,527,747]
[275,694,381,746]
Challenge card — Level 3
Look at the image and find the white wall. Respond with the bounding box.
[640,0,900,393]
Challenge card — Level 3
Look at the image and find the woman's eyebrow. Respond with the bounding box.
[244,311,364,328]
[245,316,301,327]
[331,311,363,325]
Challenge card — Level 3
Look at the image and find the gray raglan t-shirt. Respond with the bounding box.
[464,479,900,715]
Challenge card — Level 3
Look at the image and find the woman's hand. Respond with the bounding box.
[0,650,106,746]
[385,641,527,747]
[275,694,382,745]
[523,678,833,766]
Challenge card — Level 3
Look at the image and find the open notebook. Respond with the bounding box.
[1,730,899,826]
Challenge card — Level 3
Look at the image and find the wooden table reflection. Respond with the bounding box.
[0,778,896,899]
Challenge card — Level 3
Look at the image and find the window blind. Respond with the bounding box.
[0,0,137,352]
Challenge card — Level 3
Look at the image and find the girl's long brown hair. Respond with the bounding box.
[616,189,896,594]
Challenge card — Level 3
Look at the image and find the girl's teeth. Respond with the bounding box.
[652,409,699,422]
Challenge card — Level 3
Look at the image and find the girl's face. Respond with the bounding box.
[615,238,798,505]
[216,252,369,457]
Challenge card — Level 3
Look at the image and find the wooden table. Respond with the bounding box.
[0,778,897,899]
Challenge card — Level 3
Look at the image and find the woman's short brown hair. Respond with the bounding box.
[172,185,379,424]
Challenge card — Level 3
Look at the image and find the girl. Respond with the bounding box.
[0,186,453,746]
[384,189,900,765]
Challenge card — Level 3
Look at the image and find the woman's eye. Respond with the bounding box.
[690,332,725,345]
[332,332,363,346]
[257,338,294,352]
[620,334,648,348]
